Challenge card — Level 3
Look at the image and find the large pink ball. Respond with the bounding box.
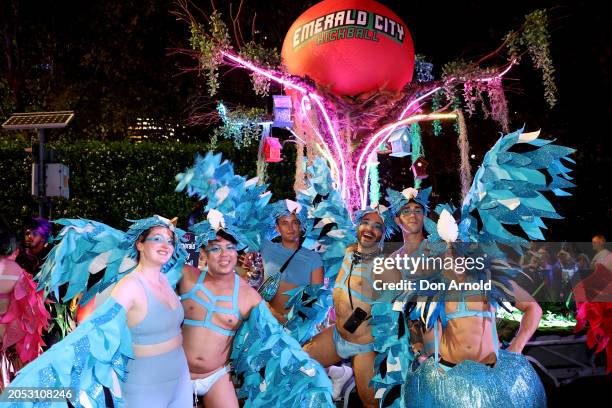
[281,0,415,96]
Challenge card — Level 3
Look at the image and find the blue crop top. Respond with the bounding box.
[433,288,499,360]
[130,275,184,346]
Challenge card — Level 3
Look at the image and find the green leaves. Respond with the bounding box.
[506,9,557,108]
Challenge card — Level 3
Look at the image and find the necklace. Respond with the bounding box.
[353,249,382,263]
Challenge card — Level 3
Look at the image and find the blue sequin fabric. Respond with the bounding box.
[404,349,546,408]
[231,302,334,407]
[5,300,132,408]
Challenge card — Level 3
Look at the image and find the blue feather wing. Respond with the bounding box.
[37,219,135,304]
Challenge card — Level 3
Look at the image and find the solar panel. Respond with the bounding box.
[2,111,74,130]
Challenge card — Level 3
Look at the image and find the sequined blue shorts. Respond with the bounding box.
[403,349,546,408]
[332,325,374,359]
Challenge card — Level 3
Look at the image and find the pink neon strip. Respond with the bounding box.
[221,52,308,94]
[299,96,341,186]
[309,94,348,200]
[355,86,442,204]
[356,61,515,204]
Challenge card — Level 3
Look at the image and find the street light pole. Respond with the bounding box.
[38,128,45,216]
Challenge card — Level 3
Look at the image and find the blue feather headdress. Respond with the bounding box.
[265,199,311,240]
[354,205,397,239]
[408,128,575,328]
[385,186,432,216]
[178,153,272,252]
[36,215,188,305]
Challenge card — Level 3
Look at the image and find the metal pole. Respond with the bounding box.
[38,128,45,217]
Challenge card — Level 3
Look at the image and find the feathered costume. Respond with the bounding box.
[0,269,50,391]
[4,215,188,407]
[366,186,434,408]
[398,128,574,408]
[176,152,334,406]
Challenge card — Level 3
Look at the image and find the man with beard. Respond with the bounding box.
[304,207,400,408]
[16,217,52,275]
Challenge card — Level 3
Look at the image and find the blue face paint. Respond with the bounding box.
[145,235,175,246]
[205,244,237,254]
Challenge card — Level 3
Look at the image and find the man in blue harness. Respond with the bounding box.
[386,187,435,361]
[304,206,400,408]
[405,258,546,408]
[180,211,262,407]
[180,208,333,407]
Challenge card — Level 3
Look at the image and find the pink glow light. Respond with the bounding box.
[309,94,348,201]
[222,52,308,94]
[356,62,516,206]
[357,112,458,206]
[299,96,341,187]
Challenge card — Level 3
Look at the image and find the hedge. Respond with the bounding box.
[0,137,296,233]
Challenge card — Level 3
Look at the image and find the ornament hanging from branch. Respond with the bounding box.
[272,95,293,128]
[389,127,411,157]
[264,136,283,162]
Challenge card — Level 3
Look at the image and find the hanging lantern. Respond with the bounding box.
[272,95,293,128]
[264,137,283,162]
[411,157,429,179]
[389,127,411,157]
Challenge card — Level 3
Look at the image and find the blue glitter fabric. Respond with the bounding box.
[5,300,132,408]
[283,284,333,345]
[403,349,546,408]
[296,158,355,281]
[230,302,334,407]
[461,127,575,251]
[370,301,414,408]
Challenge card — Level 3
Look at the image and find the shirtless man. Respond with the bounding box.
[304,209,400,408]
[179,230,262,407]
[405,257,546,407]
[385,187,434,360]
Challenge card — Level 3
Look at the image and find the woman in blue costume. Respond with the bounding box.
[5,215,191,408]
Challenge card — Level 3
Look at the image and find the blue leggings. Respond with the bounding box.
[122,346,192,407]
